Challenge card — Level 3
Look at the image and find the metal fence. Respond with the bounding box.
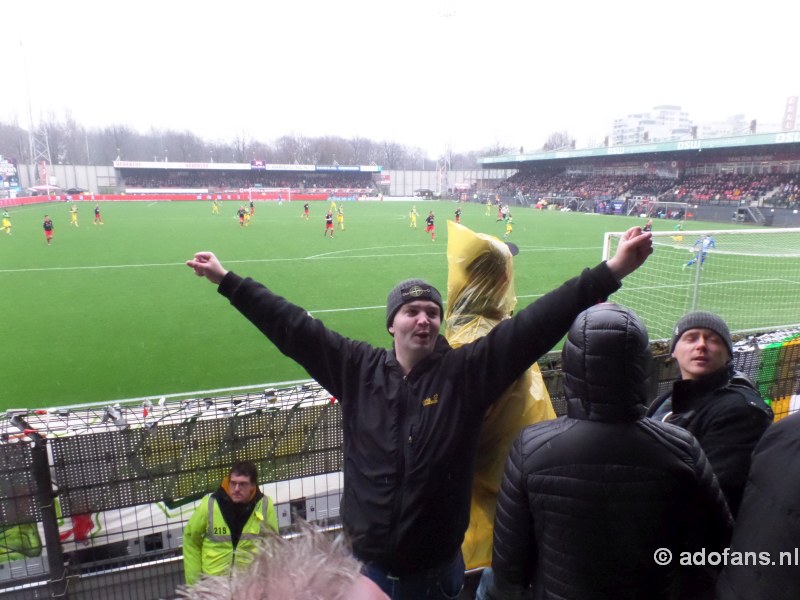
[2,329,799,599]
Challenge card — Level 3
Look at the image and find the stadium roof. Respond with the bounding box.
[479,131,800,169]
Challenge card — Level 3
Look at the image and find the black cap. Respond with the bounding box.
[670,311,732,356]
[386,279,443,331]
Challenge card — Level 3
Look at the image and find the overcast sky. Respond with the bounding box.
[2,0,795,158]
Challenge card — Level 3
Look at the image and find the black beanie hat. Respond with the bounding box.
[386,279,443,331]
[670,311,733,356]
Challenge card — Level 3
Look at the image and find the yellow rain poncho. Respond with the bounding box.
[445,221,556,570]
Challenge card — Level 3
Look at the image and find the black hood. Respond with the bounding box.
[562,303,651,416]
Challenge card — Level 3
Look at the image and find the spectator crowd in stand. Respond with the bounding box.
[121,170,376,193]
[494,171,800,210]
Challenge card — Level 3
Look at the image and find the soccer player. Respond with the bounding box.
[324,210,334,238]
[485,198,492,216]
[93,204,103,225]
[672,220,685,243]
[455,206,462,224]
[249,199,255,216]
[503,214,513,240]
[1,210,11,235]
[337,207,345,231]
[410,205,418,228]
[643,218,653,232]
[243,210,251,227]
[302,202,310,220]
[425,210,435,242]
[277,193,283,206]
[69,205,79,227]
[237,206,246,227]
[683,234,716,270]
[43,215,54,245]
[211,199,220,215]
[330,200,337,213]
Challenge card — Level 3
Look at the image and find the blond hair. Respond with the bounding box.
[179,525,362,600]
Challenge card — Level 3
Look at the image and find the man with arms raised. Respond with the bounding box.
[186,227,651,599]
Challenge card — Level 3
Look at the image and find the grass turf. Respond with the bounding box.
[0,199,751,409]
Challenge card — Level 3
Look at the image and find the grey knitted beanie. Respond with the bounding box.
[385,279,443,330]
[670,311,732,356]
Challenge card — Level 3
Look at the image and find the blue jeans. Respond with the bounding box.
[362,551,464,600]
[475,567,493,600]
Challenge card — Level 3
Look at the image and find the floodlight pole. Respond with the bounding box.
[20,40,53,185]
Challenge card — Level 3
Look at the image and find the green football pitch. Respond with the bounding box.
[0,200,759,410]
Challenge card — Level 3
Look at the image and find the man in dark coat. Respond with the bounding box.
[648,311,773,516]
[186,229,653,599]
[487,303,732,600]
[716,411,800,600]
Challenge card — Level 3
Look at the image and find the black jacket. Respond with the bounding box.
[219,263,620,575]
[716,412,800,600]
[488,304,733,600]
[647,368,773,516]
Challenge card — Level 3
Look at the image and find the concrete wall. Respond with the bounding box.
[692,205,800,228]
[383,167,516,196]
[18,163,117,192]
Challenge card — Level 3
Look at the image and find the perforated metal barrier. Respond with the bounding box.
[0,444,40,527]
[50,402,342,517]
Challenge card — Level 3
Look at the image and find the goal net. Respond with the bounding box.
[245,187,291,202]
[602,228,800,340]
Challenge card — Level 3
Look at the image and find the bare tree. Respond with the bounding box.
[405,146,430,170]
[163,130,207,162]
[231,131,251,163]
[105,125,138,162]
[381,141,408,169]
[542,131,574,151]
[0,119,28,162]
[274,134,301,164]
[312,136,352,165]
[480,141,513,157]
[249,140,275,163]
[0,115,472,170]
[348,136,373,164]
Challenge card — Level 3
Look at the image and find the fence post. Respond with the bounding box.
[28,430,68,598]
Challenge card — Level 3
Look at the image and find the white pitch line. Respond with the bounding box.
[0,243,601,274]
[305,244,435,259]
[0,248,435,273]
[312,304,386,314]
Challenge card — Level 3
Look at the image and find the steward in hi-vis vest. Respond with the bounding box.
[183,461,278,585]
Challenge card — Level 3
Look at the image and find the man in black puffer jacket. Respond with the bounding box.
[487,303,733,600]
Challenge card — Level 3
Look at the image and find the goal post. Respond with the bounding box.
[602,228,800,341]
[245,187,291,202]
